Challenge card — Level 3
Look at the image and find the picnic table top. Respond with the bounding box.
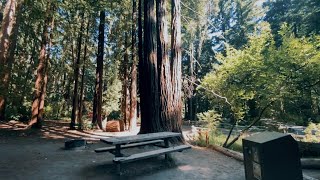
[100,132,181,145]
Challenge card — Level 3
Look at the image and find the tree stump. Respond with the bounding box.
[106,120,125,132]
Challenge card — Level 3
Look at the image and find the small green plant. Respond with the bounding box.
[197,110,222,131]
[194,130,243,152]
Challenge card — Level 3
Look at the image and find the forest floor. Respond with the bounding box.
[0,120,318,180]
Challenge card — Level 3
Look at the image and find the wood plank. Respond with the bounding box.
[113,145,191,164]
[100,132,181,145]
[94,140,164,153]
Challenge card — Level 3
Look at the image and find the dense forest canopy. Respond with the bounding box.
[0,0,319,132]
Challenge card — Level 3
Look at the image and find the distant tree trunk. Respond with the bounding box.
[138,0,143,123]
[129,0,138,131]
[78,18,90,129]
[29,3,51,128]
[170,0,183,133]
[121,33,130,129]
[157,0,171,131]
[186,42,195,120]
[70,12,85,130]
[192,25,207,121]
[92,11,105,130]
[0,0,20,121]
[139,0,160,133]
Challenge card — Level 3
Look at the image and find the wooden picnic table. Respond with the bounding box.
[99,132,181,157]
[95,132,191,175]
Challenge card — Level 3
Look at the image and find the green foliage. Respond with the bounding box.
[201,22,320,125]
[102,75,122,116]
[197,110,222,131]
[264,0,320,45]
[304,123,320,143]
[194,130,243,152]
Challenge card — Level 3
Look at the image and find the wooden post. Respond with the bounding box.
[115,144,122,157]
[115,144,122,175]
[164,138,170,160]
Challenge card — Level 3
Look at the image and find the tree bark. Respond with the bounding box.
[129,0,138,131]
[138,0,144,124]
[78,18,90,129]
[139,0,160,133]
[29,2,51,128]
[121,33,130,130]
[38,10,55,124]
[170,0,183,133]
[70,12,85,130]
[92,11,105,130]
[0,0,20,121]
[157,0,171,131]
[186,42,195,120]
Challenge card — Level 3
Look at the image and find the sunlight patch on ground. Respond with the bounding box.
[178,165,193,171]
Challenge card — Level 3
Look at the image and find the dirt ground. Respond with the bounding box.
[0,120,318,180]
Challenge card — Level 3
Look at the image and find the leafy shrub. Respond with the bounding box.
[304,123,320,143]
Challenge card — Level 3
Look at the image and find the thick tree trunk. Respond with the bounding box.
[78,18,90,129]
[170,0,183,133]
[0,0,19,121]
[139,0,160,133]
[157,0,171,131]
[29,3,51,128]
[38,13,54,124]
[70,12,85,130]
[92,11,105,130]
[129,0,138,131]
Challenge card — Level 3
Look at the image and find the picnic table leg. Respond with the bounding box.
[116,164,121,175]
[115,145,122,175]
[164,139,170,160]
[115,144,122,157]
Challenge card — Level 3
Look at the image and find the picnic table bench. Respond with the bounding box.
[95,132,191,174]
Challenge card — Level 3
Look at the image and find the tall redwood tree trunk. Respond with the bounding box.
[129,0,138,131]
[157,0,171,131]
[121,33,130,129]
[0,0,20,120]
[70,12,85,130]
[29,3,51,128]
[138,0,144,124]
[92,11,105,130]
[78,18,90,129]
[170,0,183,133]
[139,0,160,133]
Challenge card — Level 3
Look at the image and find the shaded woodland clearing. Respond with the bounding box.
[0,120,246,180]
[1,120,320,179]
[0,0,320,179]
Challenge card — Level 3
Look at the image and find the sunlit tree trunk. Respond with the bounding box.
[38,12,54,125]
[29,2,51,128]
[129,0,138,131]
[170,0,183,133]
[70,12,85,130]
[157,0,171,131]
[92,11,105,130]
[0,0,21,120]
